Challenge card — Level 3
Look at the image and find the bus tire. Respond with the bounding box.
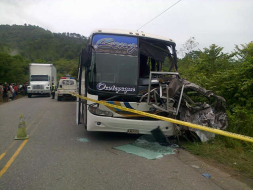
[28,94,32,98]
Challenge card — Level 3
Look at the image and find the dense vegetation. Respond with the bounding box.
[177,38,253,177]
[178,39,253,148]
[0,24,88,83]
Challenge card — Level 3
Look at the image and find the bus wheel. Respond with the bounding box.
[28,94,32,98]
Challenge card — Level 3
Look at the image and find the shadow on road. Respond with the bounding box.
[29,95,51,98]
[82,131,141,143]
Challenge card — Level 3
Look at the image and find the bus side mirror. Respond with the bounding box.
[81,47,91,67]
[60,85,62,88]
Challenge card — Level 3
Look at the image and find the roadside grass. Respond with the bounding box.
[181,136,253,178]
[180,109,253,178]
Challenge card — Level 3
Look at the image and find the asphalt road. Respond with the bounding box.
[0,96,251,190]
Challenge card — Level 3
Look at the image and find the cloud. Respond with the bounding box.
[0,0,252,54]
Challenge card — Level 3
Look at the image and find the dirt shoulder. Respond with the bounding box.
[176,148,253,189]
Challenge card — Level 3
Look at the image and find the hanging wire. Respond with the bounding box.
[137,0,181,31]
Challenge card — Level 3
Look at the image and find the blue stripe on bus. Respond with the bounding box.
[124,102,134,109]
[107,101,121,111]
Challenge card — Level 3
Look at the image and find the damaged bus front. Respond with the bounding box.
[76,29,228,142]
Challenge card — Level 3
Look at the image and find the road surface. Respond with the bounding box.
[0,96,251,190]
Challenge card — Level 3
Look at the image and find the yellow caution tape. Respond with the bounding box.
[71,93,253,143]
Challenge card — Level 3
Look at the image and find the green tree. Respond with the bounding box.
[0,53,28,83]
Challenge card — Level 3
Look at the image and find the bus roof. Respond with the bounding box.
[91,29,175,44]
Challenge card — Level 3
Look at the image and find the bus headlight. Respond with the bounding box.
[88,103,113,117]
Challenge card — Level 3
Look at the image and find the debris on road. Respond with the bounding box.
[203,173,211,178]
[77,137,89,142]
[151,127,171,146]
[114,135,176,160]
[191,165,200,169]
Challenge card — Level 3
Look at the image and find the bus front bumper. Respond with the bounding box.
[86,111,176,136]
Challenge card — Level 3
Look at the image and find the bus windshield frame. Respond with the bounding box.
[88,34,139,95]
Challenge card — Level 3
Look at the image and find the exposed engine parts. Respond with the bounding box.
[140,72,228,142]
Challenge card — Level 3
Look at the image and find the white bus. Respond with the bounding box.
[76,29,180,136]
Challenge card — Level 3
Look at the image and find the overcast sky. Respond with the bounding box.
[0,0,252,56]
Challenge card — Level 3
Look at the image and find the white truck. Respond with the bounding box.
[57,77,77,101]
[27,63,57,98]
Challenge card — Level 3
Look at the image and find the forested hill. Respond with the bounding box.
[0,24,89,81]
[0,24,88,61]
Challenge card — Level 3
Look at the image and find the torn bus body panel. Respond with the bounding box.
[179,78,228,142]
[142,73,228,142]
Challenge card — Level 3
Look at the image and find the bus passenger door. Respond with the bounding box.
[76,66,82,125]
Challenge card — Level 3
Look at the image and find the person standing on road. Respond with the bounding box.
[14,84,18,99]
[22,83,25,95]
[7,85,12,101]
[3,85,8,102]
[51,83,56,99]
[0,83,3,104]
[24,82,27,95]
[10,83,15,100]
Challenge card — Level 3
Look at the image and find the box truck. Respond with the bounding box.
[27,63,57,98]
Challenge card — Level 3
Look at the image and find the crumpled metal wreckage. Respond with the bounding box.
[141,74,228,142]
